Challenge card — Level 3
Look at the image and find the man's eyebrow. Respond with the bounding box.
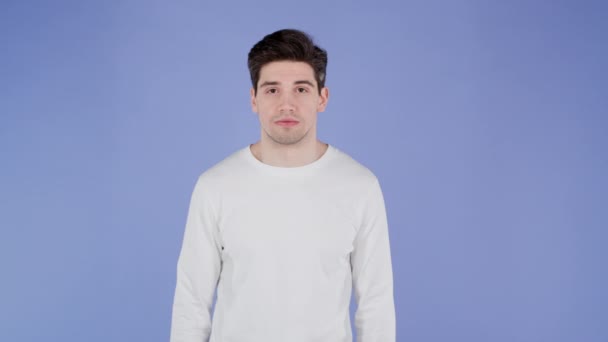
[294,80,316,88]
[258,80,316,88]
[259,81,280,88]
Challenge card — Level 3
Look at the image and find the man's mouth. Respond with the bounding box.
[275,120,299,127]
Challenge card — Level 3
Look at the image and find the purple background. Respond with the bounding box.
[1,1,606,341]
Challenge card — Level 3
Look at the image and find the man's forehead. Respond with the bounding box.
[259,61,315,79]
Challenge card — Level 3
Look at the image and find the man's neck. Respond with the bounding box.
[250,140,328,168]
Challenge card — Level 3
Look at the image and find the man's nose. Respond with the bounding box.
[278,91,295,112]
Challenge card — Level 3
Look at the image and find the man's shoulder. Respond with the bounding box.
[328,145,380,187]
[191,144,380,190]
[194,146,249,185]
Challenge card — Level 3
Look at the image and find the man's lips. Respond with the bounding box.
[275,120,299,126]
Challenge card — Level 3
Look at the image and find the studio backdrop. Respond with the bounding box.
[1,1,606,341]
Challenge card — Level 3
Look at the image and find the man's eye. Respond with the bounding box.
[297,87,308,93]
[267,88,278,94]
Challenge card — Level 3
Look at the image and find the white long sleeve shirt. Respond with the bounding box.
[170,143,396,342]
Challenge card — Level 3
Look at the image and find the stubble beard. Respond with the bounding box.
[264,125,309,146]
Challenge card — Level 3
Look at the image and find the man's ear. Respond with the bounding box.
[317,87,329,112]
[250,87,257,112]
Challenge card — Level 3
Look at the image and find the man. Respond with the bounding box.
[170,28,396,342]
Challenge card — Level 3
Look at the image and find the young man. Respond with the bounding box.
[170,29,396,342]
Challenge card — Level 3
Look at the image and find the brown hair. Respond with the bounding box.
[247,29,328,95]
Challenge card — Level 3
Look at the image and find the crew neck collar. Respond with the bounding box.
[243,143,337,176]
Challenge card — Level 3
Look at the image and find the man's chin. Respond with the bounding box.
[270,134,305,146]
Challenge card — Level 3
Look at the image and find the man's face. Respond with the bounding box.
[250,61,329,146]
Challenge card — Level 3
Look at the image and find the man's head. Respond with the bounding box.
[248,29,328,96]
[248,29,329,147]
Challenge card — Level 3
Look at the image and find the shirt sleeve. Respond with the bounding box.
[351,177,396,342]
[170,176,223,342]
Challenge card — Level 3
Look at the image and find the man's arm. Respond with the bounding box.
[170,176,222,342]
[351,177,396,342]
